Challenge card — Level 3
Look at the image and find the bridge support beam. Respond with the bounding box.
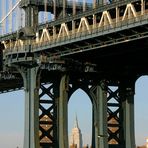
[98,81,108,148]
[59,75,69,148]
[24,6,38,28]
[20,0,38,29]
[39,72,69,148]
[92,80,108,148]
[120,83,136,148]
[22,68,40,148]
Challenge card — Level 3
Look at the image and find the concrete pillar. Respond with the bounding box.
[121,85,136,148]
[59,75,69,148]
[21,67,40,148]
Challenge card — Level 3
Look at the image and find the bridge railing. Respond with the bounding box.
[3,11,148,57]
[0,0,141,38]
[37,0,93,9]
[2,1,148,58]
[32,12,148,50]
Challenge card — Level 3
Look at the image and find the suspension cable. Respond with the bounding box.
[0,0,21,25]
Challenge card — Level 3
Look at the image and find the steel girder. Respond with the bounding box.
[5,61,136,148]
[39,83,58,147]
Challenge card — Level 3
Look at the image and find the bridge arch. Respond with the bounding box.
[68,88,92,147]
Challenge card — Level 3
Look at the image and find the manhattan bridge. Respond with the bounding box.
[0,0,148,148]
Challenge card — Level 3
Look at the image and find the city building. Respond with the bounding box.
[69,115,83,148]
[136,138,148,148]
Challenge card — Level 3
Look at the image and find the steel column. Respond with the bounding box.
[120,84,136,148]
[24,6,38,28]
[92,108,96,148]
[97,81,108,148]
[59,75,69,148]
[39,71,68,147]
[22,67,40,148]
[20,0,38,28]
[90,80,108,148]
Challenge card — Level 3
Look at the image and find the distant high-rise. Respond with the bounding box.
[146,138,148,148]
[69,115,83,148]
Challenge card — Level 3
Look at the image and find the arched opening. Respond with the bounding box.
[68,88,92,147]
[135,75,148,147]
[0,90,24,148]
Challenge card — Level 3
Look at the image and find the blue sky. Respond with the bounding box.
[0,76,148,147]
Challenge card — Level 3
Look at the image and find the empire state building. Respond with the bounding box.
[69,115,83,148]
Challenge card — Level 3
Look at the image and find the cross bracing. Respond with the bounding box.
[1,0,148,60]
[0,0,148,91]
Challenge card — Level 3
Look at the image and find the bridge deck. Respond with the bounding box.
[1,0,148,91]
[20,0,92,12]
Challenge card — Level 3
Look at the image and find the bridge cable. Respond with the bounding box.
[8,0,13,32]
[0,0,21,25]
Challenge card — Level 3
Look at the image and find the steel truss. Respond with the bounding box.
[38,63,98,147]
[37,66,136,148]
[107,80,135,148]
[0,55,136,148]
[39,83,58,147]
[107,86,123,147]
[2,0,148,68]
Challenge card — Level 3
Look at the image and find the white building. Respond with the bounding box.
[69,115,83,148]
[146,138,148,148]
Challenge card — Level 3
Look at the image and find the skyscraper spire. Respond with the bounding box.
[74,113,79,128]
[69,114,83,148]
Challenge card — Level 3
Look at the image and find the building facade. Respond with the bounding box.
[69,115,83,148]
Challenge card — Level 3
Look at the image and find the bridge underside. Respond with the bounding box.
[67,37,148,79]
[1,34,148,91]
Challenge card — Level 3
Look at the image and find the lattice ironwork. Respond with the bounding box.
[107,85,123,147]
[39,83,57,147]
